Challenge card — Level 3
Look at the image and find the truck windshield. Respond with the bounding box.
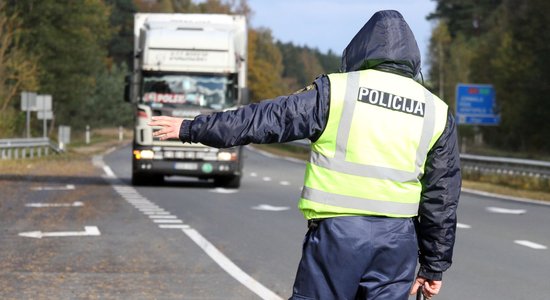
[141,73,236,110]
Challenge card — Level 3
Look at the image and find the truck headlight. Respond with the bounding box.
[217,151,236,161]
[136,150,155,159]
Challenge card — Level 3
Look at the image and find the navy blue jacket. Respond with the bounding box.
[179,10,460,281]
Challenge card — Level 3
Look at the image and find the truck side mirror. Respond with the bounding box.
[124,74,131,102]
[239,87,249,105]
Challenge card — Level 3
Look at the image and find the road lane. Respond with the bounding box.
[106,145,307,298]
[105,145,550,299]
[441,192,550,299]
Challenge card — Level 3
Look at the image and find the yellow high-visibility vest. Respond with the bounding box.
[299,69,448,219]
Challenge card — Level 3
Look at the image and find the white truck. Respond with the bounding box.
[125,13,248,187]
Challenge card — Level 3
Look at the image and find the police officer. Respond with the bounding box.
[149,10,460,300]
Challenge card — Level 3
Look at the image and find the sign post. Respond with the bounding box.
[21,91,37,138]
[36,94,53,138]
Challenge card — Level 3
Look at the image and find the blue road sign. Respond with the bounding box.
[456,83,500,125]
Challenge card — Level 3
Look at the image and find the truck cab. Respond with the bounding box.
[126,13,247,188]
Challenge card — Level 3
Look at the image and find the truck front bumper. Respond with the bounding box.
[133,158,241,177]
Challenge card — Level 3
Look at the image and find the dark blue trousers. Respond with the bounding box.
[290,216,418,300]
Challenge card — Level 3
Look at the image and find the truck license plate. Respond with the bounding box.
[174,163,198,170]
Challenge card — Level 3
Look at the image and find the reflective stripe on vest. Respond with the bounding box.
[299,70,448,219]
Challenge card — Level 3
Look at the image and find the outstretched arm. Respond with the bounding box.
[150,76,330,148]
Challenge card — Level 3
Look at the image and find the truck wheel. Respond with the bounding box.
[215,175,241,189]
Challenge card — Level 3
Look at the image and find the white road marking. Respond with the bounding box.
[26,201,83,208]
[514,240,547,250]
[98,156,282,300]
[486,207,526,215]
[133,204,161,209]
[149,215,178,219]
[182,227,283,300]
[102,166,115,178]
[153,219,183,224]
[279,181,290,186]
[143,211,171,215]
[262,177,272,182]
[251,204,290,212]
[159,224,190,229]
[250,172,257,177]
[19,226,100,239]
[210,188,239,194]
[31,184,75,191]
[456,223,471,229]
[136,207,162,211]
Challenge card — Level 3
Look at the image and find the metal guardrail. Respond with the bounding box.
[287,140,550,179]
[460,153,550,178]
[0,138,62,160]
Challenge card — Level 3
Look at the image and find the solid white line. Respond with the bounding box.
[182,228,283,300]
[462,188,550,206]
[514,240,547,250]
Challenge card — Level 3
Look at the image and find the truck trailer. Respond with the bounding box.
[125,13,248,188]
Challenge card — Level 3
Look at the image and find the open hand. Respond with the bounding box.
[148,116,184,141]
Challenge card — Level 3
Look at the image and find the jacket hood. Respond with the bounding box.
[341,10,421,78]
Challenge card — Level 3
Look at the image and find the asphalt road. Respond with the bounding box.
[2,144,550,299]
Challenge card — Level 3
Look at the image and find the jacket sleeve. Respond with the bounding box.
[416,110,461,281]
[179,76,330,148]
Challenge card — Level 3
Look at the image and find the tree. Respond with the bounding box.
[7,0,114,129]
[247,28,285,101]
[84,63,133,127]
[429,0,550,154]
[106,0,137,68]
[0,3,39,137]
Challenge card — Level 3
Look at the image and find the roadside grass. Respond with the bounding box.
[0,127,132,174]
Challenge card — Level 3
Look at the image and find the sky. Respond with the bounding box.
[246,0,437,71]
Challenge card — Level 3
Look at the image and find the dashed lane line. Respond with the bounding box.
[514,240,547,250]
[98,158,283,300]
[153,219,184,224]
[457,223,472,229]
[149,215,178,219]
